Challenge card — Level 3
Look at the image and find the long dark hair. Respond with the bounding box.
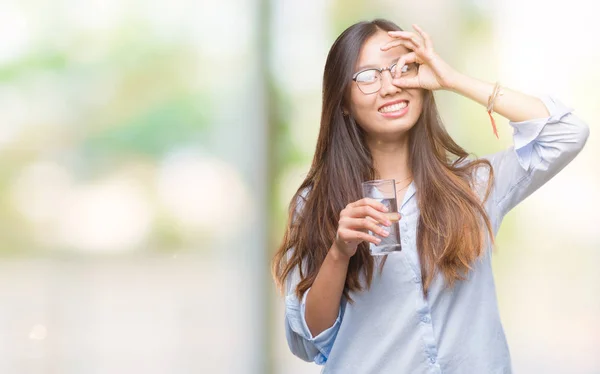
[272,19,495,300]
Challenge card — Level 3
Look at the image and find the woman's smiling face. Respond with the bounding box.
[346,30,424,140]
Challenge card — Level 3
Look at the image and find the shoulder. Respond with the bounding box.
[453,156,494,199]
[299,185,311,200]
[296,185,311,207]
[453,155,493,179]
[291,185,313,222]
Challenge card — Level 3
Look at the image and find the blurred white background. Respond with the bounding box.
[0,0,598,373]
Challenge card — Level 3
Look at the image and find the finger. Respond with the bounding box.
[412,24,433,50]
[349,198,388,212]
[341,217,391,237]
[382,30,418,48]
[381,39,418,53]
[387,30,422,49]
[368,212,402,224]
[383,212,402,223]
[391,39,419,54]
[380,40,404,51]
[388,30,417,38]
[392,75,421,89]
[399,52,418,64]
[338,228,381,246]
[351,205,394,226]
[393,53,418,78]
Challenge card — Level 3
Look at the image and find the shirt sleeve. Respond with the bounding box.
[483,95,590,221]
[282,188,344,365]
[284,281,344,364]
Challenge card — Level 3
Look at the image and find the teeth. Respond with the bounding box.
[379,101,408,113]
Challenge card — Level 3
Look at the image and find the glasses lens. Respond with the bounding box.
[399,63,418,77]
[355,70,381,94]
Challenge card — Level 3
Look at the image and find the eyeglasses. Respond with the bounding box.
[352,62,419,95]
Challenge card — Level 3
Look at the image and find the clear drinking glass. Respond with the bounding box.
[361,179,402,255]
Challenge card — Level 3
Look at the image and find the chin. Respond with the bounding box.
[381,117,418,132]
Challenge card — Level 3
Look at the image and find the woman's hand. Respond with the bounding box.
[381,24,461,91]
[332,198,400,260]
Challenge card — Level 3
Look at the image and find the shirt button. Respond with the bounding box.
[421,316,430,323]
[413,277,421,283]
[429,357,436,364]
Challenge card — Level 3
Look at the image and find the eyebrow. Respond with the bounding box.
[355,56,403,72]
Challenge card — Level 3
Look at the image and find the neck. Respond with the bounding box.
[367,133,412,181]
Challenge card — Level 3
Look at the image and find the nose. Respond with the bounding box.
[379,69,401,97]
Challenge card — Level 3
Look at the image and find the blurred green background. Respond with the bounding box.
[0,0,598,373]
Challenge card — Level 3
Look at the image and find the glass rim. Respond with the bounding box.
[353,63,419,95]
[361,178,396,186]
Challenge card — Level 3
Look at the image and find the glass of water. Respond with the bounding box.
[361,179,402,255]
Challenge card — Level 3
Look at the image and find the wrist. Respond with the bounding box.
[443,71,466,92]
[329,242,352,264]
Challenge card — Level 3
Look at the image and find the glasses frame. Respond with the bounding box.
[351,62,419,95]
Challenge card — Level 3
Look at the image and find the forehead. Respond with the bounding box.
[355,30,411,70]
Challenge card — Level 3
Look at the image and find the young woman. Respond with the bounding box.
[271,19,589,373]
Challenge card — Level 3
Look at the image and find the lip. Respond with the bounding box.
[378,99,409,118]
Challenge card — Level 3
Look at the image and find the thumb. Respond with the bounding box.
[392,76,420,88]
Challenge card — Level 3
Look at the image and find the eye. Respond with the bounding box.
[391,64,409,75]
[355,70,379,83]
